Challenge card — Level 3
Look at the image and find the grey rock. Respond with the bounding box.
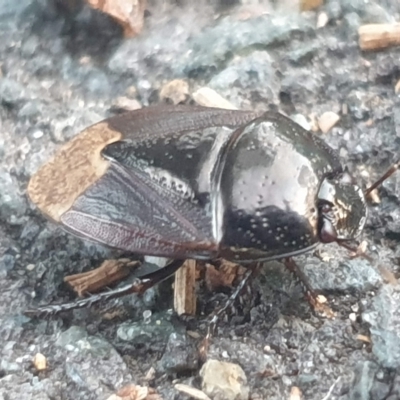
[0,0,33,19]
[159,332,199,375]
[363,3,395,24]
[56,326,88,348]
[209,51,279,106]
[280,69,323,107]
[0,170,28,221]
[297,253,382,292]
[174,14,313,76]
[18,100,42,119]
[349,361,390,400]
[0,254,15,278]
[0,78,27,107]
[363,285,400,368]
[117,313,175,345]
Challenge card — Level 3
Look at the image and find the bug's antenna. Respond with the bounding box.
[364,162,400,197]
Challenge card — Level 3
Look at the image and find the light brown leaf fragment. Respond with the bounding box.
[86,0,146,37]
[359,23,400,51]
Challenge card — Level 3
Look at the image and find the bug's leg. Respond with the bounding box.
[364,161,400,196]
[200,263,259,357]
[284,257,335,318]
[25,259,185,318]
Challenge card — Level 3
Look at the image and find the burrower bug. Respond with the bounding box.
[25,105,398,315]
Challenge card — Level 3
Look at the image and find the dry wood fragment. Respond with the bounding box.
[359,23,400,51]
[173,259,197,315]
[86,0,146,37]
[64,259,139,297]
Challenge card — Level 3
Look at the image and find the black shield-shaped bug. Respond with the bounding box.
[25,105,396,315]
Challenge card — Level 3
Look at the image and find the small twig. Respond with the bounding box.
[359,24,400,51]
[321,377,341,400]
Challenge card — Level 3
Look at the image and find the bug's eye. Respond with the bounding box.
[319,201,334,215]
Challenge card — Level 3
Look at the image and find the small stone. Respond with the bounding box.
[289,386,302,400]
[159,79,189,105]
[192,87,237,110]
[144,256,169,268]
[317,12,329,28]
[32,130,44,139]
[113,96,142,112]
[395,79,400,94]
[174,384,211,400]
[349,313,357,322]
[200,359,249,400]
[318,111,340,133]
[33,353,47,371]
[159,333,199,374]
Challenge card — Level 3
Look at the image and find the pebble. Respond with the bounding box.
[174,384,211,400]
[318,111,340,133]
[159,79,189,105]
[192,87,237,110]
[200,359,249,400]
[33,353,47,371]
[159,332,199,374]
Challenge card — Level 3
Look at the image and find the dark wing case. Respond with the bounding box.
[28,105,259,259]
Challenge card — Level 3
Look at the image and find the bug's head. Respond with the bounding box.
[317,171,367,243]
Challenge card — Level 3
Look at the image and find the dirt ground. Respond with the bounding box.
[1,0,400,399]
